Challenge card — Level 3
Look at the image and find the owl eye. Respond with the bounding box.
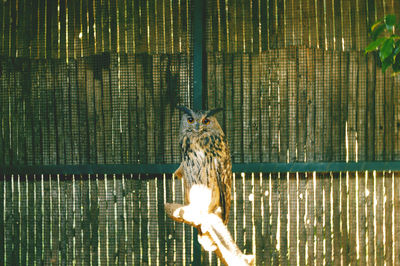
[202,118,210,125]
[187,117,194,124]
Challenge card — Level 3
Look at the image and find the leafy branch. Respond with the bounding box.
[365,14,400,75]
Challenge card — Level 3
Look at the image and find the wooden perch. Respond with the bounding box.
[165,202,255,266]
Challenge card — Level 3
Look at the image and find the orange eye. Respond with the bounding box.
[187,117,194,123]
[202,118,210,125]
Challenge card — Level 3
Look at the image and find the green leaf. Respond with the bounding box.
[393,55,400,72]
[371,19,383,32]
[371,24,386,40]
[384,14,397,30]
[382,60,391,72]
[379,38,394,61]
[365,37,386,53]
[394,40,400,57]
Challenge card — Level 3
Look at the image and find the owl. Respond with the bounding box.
[175,106,232,228]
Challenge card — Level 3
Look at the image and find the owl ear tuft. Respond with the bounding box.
[206,108,224,117]
[177,106,193,116]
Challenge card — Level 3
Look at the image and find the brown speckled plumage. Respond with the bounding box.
[176,106,232,224]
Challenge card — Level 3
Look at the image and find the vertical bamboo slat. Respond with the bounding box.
[86,62,96,164]
[51,176,60,264]
[315,49,324,161]
[127,56,137,163]
[116,176,126,264]
[3,65,11,165]
[0,62,4,165]
[232,54,242,163]
[148,178,159,265]
[324,173,332,264]
[332,172,341,264]
[251,55,260,161]
[120,55,130,163]
[297,48,307,162]
[73,175,83,264]
[242,54,251,162]
[3,176,11,265]
[306,49,315,162]
[64,176,72,264]
[35,175,43,265]
[375,62,385,160]
[262,173,272,264]
[106,175,116,265]
[28,176,35,265]
[215,53,224,128]
[332,51,341,161]
[348,53,357,162]
[102,60,113,163]
[82,176,91,265]
[254,173,263,264]
[376,171,385,265]
[132,176,141,265]
[314,173,324,264]
[89,175,99,265]
[140,176,149,264]
[11,175,19,265]
[395,172,400,263]
[340,172,350,264]
[68,60,80,164]
[278,49,288,163]
[260,52,270,162]
[298,173,307,265]
[289,173,297,265]
[323,50,332,161]
[0,179,4,266]
[358,171,367,265]
[224,54,234,161]
[19,176,28,265]
[43,177,51,264]
[144,55,155,164]
[340,53,349,161]
[279,173,289,264]
[384,172,393,265]
[110,54,121,163]
[124,175,134,265]
[395,76,400,160]
[366,171,375,265]
[135,55,148,164]
[244,173,254,254]
[157,175,167,265]
[97,177,107,264]
[287,47,297,162]
[165,175,175,264]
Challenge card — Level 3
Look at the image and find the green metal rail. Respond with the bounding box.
[2,161,400,176]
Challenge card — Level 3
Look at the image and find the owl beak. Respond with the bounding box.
[195,123,200,131]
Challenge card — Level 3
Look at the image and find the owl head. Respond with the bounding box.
[177,106,224,137]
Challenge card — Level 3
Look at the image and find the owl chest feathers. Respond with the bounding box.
[180,133,225,186]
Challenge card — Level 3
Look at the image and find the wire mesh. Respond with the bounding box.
[204,0,400,164]
[1,0,400,265]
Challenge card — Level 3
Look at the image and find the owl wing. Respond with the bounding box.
[215,141,232,224]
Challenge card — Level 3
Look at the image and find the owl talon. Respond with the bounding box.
[174,164,184,179]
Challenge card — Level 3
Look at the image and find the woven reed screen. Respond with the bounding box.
[1,0,400,265]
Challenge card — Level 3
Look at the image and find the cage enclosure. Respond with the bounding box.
[1,0,400,265]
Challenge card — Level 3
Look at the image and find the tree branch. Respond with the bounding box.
[165,202,255,266]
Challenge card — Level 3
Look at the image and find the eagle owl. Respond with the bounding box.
[175,106,232,226]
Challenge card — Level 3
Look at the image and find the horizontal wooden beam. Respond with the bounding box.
[1,162,400,175]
